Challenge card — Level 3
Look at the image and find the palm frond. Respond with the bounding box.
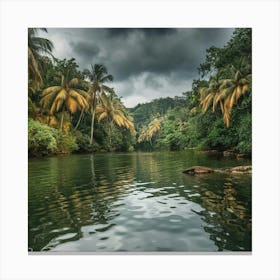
[66,96,79,113]
[98,111,108,122]
[69,78,80,87]
[41,86,61,97]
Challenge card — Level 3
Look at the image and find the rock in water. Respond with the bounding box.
[228,166,252,174]
[183,165,252,175]
[183,166,214,174]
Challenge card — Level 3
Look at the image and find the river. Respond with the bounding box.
[28,150,252,252]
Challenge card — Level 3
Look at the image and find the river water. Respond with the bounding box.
[28,151,252,252]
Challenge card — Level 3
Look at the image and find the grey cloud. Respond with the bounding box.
[70,41,100,68]
[144,74,162,89]
[71,42,100,59]
[106,28,177,38]
[46,28,233,79]
[43,28,234,107]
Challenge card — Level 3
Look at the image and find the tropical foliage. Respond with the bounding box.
[28,28,54,91]
[138,115,162,146]
[135,28,252,154]
[199,57,251,127]
[83,64,114,144]
[97,93,135,133]
[28,29,136,156]
[40,65,89,130]
[28,28,251,157]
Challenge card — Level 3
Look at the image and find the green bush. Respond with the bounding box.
[28,119,79,157]
[28,119,57,157]
[54,130,78,154]
[203,118,238,150]
[237,113,252,153]
[74,132,100,153]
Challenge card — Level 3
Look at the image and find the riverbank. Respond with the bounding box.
[28,147,252,159]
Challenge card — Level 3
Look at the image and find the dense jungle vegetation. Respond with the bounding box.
[28,28,251,157]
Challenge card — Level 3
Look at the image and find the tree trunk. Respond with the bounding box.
[74,109,84,131]
[60,111,64,131]
[108,121,113,147]
[90,92,97,144]
[90,110,95,144]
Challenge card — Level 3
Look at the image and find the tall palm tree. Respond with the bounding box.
[84,64,114,144]
[40,67,89,130]
[28,28,54,91]
[96,93,135,144]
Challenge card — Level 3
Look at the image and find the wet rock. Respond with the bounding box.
[183,166,214,174]
[183,165,252,175]
[228,166,252,174]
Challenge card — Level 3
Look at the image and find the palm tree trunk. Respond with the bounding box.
[90,92,97,145]
[90,110,95,144]
[60,111,64,131]
[74,109,84,130]
[108,121,113,147]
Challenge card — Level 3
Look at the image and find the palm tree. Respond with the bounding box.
[28,28,54,91]
[219,58,251,127]
[138,115,161,146]
[146,117,161,144]
[96,93,135,145]
[40,67,89,130]
[199,57,251,127]
[84,64,114,144]
[199,74,224,114]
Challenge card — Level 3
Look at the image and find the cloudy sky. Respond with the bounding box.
[43,28,234,108]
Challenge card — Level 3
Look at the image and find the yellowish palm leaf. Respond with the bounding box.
[98,111,108,122]
[200,93,213,113]
[41,86,62,97]
[66,96,79,113]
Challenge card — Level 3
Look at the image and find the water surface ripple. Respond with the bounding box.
[28,151,252,252]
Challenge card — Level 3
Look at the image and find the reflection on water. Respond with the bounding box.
[28,151,251,252]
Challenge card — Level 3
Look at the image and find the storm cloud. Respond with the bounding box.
[42,28,234,107]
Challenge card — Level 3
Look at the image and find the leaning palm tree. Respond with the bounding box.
[40,67,89,130]
[28,28,54,91]
[199,57,251,127]
[146,117,161,143]
[219,58,251,127]
[96,93,136,144]
[199,74,224,114]
[138,115,161,146]
[84,64,114,144]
